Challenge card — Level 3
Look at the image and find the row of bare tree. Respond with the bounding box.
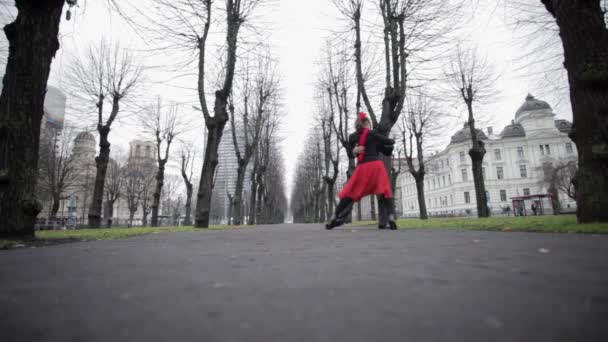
[0,0,606,236]
[293,0,593,223]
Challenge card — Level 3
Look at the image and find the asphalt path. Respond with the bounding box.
[1,224,608,342]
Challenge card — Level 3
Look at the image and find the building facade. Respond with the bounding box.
[397,94,578,217]
[211,124,253,224]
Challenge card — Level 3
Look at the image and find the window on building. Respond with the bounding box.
[545,144,551,155]
[145,146,151,157]
[461,168,468,182]
[448,174,452,184]
[496,166,504,180]
[136,145,141,157]
[523,188,530,196]
[517,146,524,158]
[494,149,501,160]
[450,194,453,205]
[482,167,486,179]
[566,143,573,154]
[520,164,527,178]
[446,158,450,167]
[459,151,465,162]
[500,190,507,202]
[464,191,471,204]
[442,176,446,187]
[432,179,436,189]
[540,145,544,155]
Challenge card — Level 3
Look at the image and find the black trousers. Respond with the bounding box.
[332,195,395,225]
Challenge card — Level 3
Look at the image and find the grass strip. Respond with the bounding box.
[356,215,608,233]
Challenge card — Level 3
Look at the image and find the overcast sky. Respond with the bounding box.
[2,0,571,198]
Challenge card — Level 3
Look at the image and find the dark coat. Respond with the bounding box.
[347,129,395,163]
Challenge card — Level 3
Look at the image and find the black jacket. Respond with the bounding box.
[347,129,395,163]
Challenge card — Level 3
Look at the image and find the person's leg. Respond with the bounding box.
[384,196,397,230]
[326,197,354,230]
[377,195,388,229]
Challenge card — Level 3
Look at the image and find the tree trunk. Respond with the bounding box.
[142,211,149,227]
[128,210,135,227]
[248,176,257,225]
[88,128,111,228]
[151,162,166,227]
[370,196,376,221]
[106,200,115,228]
[184,184,193,226]
[50,194,60,220]
[548,185,560,215]
[346,159,355,223]
[469,146,489,217]
[256,179,264,224]
[326,180,335,219]
[414,177,428,220]
[232,163,246,225]
[541,0,608,222]
[195,120,226,227]
[0,0,64,237]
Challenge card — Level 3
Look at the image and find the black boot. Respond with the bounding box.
[377,196,388,229]
[326,197,353,230]
[386,197,397,230]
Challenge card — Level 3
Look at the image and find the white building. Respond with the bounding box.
[397,94,578,217]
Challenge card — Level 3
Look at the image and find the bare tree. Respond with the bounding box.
[399,93,444,219]
[248,96,282,225]
[144,0,264,228]
[0,0,78,237]
[229,54,277,225]
[537,1,608,222]
[332,0,460,224]
[143,99,183,227]
[104,157,123,228]
[318,43,352,220]
[123,157,152,227]
[140,172,155,227]
[37,126,77,220]
[446,45,496,218]
[539,159,577,214]
[160,174,182,226]
[66,40,142,228]
[291,130,327,223]
[180,145,196,226]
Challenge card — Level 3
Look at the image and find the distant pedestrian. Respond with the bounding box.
[326,112,396,230]
[531,202,538,216]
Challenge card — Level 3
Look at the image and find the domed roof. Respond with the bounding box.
[500,122,526,138]
[75,131,95,142]
[450,122,488,144]
[516,94,551,117]
[554,119,572,133]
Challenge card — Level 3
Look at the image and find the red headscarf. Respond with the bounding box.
[357,112,370,163]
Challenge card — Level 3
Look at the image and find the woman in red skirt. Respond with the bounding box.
[326,112,397,230]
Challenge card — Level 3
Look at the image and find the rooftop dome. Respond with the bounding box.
[554,119,572,133]
[75,131,95,143]
[516,93,551,118]
[500,121,526,138]
[450,122,488,144]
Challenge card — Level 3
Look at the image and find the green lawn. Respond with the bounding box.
[358,215,608,233]
[36,225,246,240]
[1,225,247,249]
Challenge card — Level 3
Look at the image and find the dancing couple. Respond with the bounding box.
[326,112,397,230]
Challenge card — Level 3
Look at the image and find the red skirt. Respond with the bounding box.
[338,160,393,202]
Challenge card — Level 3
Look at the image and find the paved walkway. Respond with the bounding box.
[1,224,608,341]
